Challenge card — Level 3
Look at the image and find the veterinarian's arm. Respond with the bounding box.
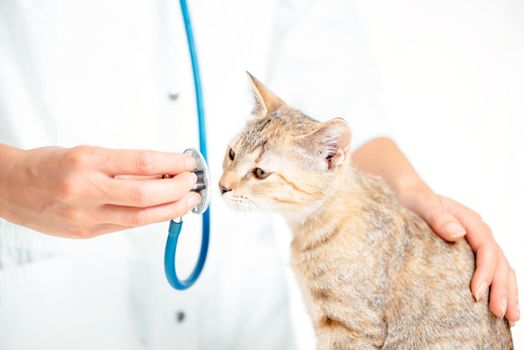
[0,143,200,238]
[352,137,519,326]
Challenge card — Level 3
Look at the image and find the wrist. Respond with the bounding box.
[392,173,437,216]
[394,179,439,219]
[0,144,26,220]
[391,171,433,199]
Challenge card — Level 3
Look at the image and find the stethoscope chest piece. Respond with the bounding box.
[184,148,210,214]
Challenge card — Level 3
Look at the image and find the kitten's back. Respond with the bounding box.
[334,170,512,348]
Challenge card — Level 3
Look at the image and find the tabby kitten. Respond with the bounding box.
[219,74,512,349]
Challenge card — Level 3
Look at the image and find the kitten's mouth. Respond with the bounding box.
[223,194,260,212]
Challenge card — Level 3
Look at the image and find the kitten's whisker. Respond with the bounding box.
[243,197,261,210]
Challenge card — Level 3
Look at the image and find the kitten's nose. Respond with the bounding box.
[219,183,231,194]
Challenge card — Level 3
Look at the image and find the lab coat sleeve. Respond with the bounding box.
[267,0,391,151]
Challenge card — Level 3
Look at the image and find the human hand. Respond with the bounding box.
[398,188,519,326]
[0,145,201,238]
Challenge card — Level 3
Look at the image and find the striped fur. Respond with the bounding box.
[219,76,513,349]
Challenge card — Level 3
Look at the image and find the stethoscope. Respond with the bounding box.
[164,0,211,290]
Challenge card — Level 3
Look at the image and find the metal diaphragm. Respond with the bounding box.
[184,148,210,214]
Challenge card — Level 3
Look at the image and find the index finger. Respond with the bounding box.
[102,149,196,176]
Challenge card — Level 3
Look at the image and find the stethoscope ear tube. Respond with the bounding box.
[164,0,210,291]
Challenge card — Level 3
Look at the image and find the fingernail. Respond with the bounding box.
[185,156,196,169]
[500,299,507,318]
[187,193,201,208]
[509,321,515,327]
[188,173,197,188]
[474,281,487,301]
[444,222,466,238]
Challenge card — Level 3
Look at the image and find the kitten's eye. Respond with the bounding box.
[228,148,236,161]
[253,167,270,180]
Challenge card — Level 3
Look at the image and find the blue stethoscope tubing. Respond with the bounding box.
[164,0,210,290]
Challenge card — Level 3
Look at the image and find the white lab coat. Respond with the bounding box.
[0,0,388,349]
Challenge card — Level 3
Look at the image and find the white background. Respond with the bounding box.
[284,0,524,348]
[359,0,524,345]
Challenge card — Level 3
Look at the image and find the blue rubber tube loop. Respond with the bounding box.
[164,218,209,290]
[164,0,210,290]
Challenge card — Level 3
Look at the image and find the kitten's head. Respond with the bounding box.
[219,73,351,216]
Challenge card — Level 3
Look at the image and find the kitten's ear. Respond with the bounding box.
[300,118,351,170]
[247,71,285,117]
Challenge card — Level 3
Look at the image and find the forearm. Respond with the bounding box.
[351,137,431,195]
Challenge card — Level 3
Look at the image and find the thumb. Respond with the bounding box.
[407,193,466,242]
[427,211,466,242]
[417,196,467,242]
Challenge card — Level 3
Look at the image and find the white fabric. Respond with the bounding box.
[0,0,389,349]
